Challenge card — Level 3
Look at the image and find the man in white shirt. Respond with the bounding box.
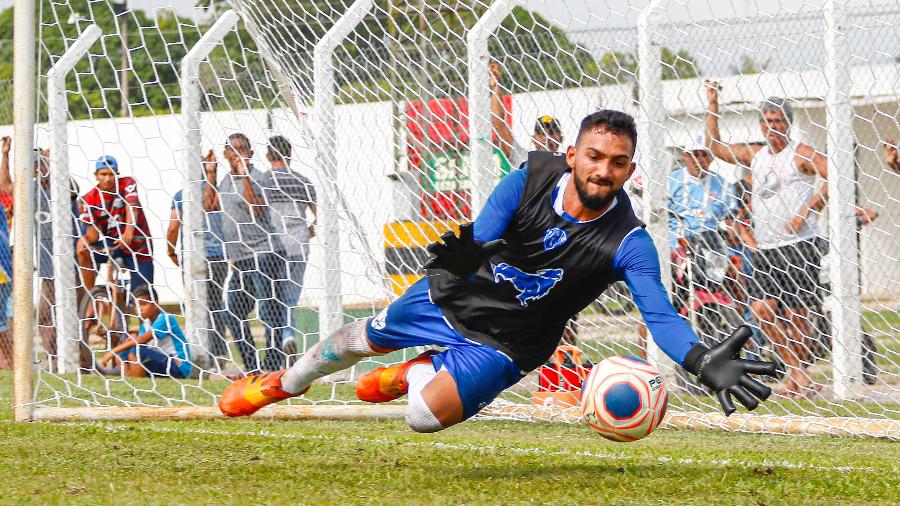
[705,80,828,399]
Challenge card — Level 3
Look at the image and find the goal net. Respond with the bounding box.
[12,0,899,438]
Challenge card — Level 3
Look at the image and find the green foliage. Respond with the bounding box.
[731,53,768,75]
[245,4,605,103]
[0,1,706,122]
[596,50,638,85]
[0,2,264,121]
[593,47,701,86]
[660,47,701,80]
[493,6,600,92]
[20,1,207,120]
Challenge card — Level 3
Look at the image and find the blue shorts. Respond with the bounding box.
[90,239,154,294]
[366,278,523,420]
[117,345,189,379]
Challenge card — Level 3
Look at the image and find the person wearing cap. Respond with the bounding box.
[667,134,738,316]
[532,115,563,153]
[667,134,737,249]
[705,80,829,398]
[76,154,154,295]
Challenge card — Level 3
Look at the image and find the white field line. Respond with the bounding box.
[57,421,895,474]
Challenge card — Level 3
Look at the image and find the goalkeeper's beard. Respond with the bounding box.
[574,173,619,211]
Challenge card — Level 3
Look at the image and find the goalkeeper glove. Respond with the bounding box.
[424,223,507,279]
[683,326,777,416]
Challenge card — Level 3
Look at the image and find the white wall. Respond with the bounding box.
[4,61,897,305]
[23,102,397,307]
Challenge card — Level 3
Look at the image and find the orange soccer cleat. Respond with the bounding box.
[355,350,439,403]
[218,370,308,417]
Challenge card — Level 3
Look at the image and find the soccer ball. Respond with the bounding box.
[580,355,668,442]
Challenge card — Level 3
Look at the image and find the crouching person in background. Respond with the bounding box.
[99,286,191,379]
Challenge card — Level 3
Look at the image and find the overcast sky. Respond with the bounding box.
[0,0,893,26]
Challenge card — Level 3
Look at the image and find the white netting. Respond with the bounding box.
[13,0,899,437]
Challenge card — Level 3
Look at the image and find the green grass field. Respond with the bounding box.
[2,371,899,505]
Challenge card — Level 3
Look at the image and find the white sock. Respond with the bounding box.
[281,319,374,394]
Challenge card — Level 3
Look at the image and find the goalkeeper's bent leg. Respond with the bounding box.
[280,319,385,394]
[405,362,442,432]
[405,364,464,433]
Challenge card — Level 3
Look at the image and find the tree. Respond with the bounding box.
[660,47,701,80]
[731,54,767,75]
[0,2,210,120]
[494,6,600,92]
[231,2,603,103]
[596,51,638,85]
[594,47,701,86]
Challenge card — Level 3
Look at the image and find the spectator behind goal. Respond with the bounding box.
[218,133,289,372]
[76,155,154,295]
[705,81,829,399]
[0,199,10,369]
[32,147,84,370]
[261,135,317,362]
[167,149,230,365]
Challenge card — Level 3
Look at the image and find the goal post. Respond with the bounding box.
[823,0,863,400]
[48,24,102,375]
[179,9,241,369]
[10,0,900,439]
[11,0,37,423]
[636,0,676,379]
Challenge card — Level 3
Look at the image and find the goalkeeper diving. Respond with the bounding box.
[219,110,776,431]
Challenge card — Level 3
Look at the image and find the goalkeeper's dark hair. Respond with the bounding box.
[575,110,638,154]
[267,135,292,162]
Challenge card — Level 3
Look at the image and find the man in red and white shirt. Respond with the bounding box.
[76,155,154,294]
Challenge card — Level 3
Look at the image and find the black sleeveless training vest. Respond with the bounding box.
[428,151,644,371]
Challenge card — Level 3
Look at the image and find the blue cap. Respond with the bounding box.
[95,155,119,172]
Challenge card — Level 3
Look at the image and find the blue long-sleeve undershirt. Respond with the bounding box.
[472,168,699,366]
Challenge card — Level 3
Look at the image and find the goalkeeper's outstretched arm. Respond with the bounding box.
[612,228,776,415]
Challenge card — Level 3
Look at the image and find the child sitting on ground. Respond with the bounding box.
[100,285,192,379]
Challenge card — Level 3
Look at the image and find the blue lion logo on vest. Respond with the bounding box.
[492,262,564,307]
[543,227,567,251]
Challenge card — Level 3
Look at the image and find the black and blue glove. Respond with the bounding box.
[684,326,778,416]
[424,223,507,279]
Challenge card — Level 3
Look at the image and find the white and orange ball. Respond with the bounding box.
[580,355,668,442]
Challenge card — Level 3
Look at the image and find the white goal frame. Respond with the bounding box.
[11,0,900,439]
